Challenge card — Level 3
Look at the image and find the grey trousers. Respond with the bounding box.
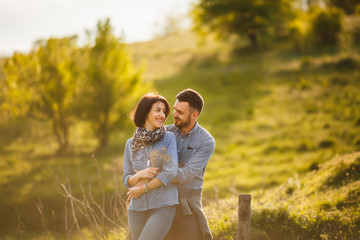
[128,206,176,240]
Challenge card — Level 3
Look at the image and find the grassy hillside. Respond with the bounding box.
[205,152,360,239]
[0,30,359,238]
[131,31,360,198]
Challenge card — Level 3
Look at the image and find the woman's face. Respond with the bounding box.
[144,101,166,131]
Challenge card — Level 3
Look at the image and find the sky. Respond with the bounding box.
[0,0,195,56]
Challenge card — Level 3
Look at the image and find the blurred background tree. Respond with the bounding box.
[79,19,146,148]
[3,37,78,151]
[192,0,294,47]
[329,0,360,14]
[310,7,344,47]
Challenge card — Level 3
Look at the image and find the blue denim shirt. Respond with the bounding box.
[166,123,215,190]
[123,132,179,211]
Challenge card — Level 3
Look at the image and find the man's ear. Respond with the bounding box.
[191,111,199,120]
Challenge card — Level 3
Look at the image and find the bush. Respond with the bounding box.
[325,161,360,187]
[352,19,360,45]
[310,8,344,47]
[251,207,360,240]
[356,4,360,16]
[330,0,360,15]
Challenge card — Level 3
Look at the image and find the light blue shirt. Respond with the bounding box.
[123,132,179,211]
[167,123,215,190]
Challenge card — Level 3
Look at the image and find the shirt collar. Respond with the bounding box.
[177,122,198,137]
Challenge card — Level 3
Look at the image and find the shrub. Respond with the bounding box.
[310,8,344,47]
[357,4,360,15]
[318,139,335,149]
[352,19,360,45]
[251,207,360,240]
[300,57,313,70]
[325,161,360,187]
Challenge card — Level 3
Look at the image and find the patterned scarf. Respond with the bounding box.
[132,125,166,154]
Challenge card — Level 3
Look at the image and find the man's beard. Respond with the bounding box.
[174,115,191,129]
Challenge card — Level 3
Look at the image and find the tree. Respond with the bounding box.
[3,37,78,151]
[329,0,360,14]
[192,0,294,47]
[310,7,344,46]
[80,19,145,148]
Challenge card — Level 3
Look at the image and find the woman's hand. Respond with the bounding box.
[134,167,159,179]
[127,186,145,199]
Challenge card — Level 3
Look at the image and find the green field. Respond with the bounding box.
[1,30,360,239]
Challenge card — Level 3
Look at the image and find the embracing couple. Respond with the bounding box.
[122,89,215,240]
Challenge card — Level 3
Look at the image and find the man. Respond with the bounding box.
[165,89,215,240]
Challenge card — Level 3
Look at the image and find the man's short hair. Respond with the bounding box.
[131,92,170,128]
[176,89,204,114]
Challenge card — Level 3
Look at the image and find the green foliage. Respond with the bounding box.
[351,17,360,45]
[329,0,360,14]
[310,7,344,47]
[2,19,145,150]
[325,158,360,187]
[3,52,38,117]
[357,4,360,15]
[211,215,237,239]
[251,207,360,240]
[3,37,78,151]
[192,0,294,47]
[79,19,146,147]
[321,56,359,71]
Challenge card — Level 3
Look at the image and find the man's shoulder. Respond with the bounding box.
[196,124,215,143]
[166,124,177,133]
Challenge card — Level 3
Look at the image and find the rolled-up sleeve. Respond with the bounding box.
[122,139,134,189]
[176,137,215,185]
[156,133,178,186]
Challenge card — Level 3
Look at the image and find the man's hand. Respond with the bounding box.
[127,186,144,199]
[171,178,179,184]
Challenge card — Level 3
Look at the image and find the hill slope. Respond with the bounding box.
[130,31,360,198]
[204,152,360,239]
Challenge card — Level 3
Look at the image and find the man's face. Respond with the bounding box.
[173,100,192,129]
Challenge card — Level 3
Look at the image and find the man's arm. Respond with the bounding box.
[172,136,215,185]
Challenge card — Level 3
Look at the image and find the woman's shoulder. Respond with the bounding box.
[125,137,133,148]
[164,131,176,140]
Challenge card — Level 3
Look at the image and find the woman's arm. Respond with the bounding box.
[123,139,158,188]
[127,167,158,187]
[127,133,178,199]
[127,177,163,199]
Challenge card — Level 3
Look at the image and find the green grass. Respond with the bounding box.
[149,35,360,198]
[204,152,360,239]
[1,30,360,238]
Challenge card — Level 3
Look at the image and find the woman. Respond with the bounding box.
[123,92,178,240]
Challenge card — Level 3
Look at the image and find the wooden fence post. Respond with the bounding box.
[237,194,251,240]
